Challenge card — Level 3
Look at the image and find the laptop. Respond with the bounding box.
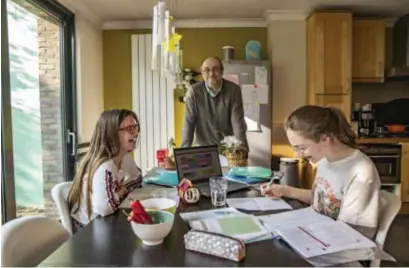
[173,145,250,197]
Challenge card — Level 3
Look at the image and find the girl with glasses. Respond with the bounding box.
[68,109,142,231]
[261,105,381,240]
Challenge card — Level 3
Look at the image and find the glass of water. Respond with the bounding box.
[209,177,228,207]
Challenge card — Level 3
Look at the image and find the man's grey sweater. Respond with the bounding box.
[181,79,248,150]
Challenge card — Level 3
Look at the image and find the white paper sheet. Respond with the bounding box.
[227,197,293,211]
[276,220,376,259]
[255,66,268,85]
[243,103,260,131]
[258,207,333,232]
[180,207,243,222]
[241,84,269,104]
[243,103,259,121]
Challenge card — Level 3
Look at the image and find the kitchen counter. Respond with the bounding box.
[357,138,409,144]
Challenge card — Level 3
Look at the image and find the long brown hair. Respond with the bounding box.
[285,105,357,148]
[68,108,139,219]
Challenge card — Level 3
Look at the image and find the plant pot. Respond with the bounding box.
[226,152,248,168]
[164,157,176,170]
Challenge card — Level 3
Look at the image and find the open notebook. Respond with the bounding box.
[258,207,376,259]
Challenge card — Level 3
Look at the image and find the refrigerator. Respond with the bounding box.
[223,60,272,168]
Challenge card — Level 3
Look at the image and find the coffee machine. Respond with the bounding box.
[357,104,375,137]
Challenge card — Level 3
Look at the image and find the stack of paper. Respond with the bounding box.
[276,220,376,259]
[180,208,272,243]
[258,207,376,259]
[227,197,293,211]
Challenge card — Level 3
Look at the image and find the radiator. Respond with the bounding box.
[131,34,175,173]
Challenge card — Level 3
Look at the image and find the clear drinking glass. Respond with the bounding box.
[209,177,228,207]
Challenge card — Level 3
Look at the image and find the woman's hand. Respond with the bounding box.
[260,183,288,198]
[118,185,128,199]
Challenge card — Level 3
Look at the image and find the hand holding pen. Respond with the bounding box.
[260,171,287,198]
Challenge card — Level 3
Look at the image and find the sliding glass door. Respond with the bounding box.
[1,0,76,222]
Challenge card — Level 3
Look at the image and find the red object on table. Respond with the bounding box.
[156,149,169,167]
[128,200,152,224]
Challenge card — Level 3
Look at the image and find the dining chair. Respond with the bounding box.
[51,181,74,234]
[1,215,70,267]
[370,190,402,267]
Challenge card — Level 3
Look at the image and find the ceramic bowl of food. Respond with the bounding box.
[140,198,177,214]
[130,210,174,246]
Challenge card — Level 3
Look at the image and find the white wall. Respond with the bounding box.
[267,19,307,157]
[57,0,104,142]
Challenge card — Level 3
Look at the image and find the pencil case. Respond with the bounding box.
[184,229,246,262]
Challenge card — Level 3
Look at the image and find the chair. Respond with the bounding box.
[1,215,70,267]
[51,182,74,234]
[370,190,402,267]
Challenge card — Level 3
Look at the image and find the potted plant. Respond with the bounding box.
[219,136,248,167]
[164,137,176,170]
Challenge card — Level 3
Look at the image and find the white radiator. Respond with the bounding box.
[131,34,175,173]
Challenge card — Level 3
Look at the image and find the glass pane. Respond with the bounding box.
[7,0,63,219]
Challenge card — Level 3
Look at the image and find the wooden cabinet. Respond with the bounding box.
[307,12,352,95]
[352,19,386,83]
[401,143,409,202]
[314,94,352,122]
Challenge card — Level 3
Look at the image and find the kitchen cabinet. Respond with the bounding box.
[401,143,409,202]
[352,19,386,83]
[307,12,352,95]
[314,94,352,123]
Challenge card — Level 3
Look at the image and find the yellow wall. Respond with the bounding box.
[103,27,268,146]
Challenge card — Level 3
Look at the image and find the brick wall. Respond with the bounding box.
[38,19,63,220]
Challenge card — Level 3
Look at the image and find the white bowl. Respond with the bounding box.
[130,210,174,246]
[140,198,177,214]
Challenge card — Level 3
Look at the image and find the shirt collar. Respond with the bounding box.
[205,80,223,97]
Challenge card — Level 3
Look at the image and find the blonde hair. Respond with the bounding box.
[68,108,139,220]
[285,105,357,148]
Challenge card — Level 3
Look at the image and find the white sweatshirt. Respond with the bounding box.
[312,149,381,238]
[71,153,143,225]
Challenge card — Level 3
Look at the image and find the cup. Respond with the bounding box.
[209,177,228,207]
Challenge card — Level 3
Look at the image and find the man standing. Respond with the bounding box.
[181,56,248,151]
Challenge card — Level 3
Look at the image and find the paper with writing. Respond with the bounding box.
[227,197,293,211]
[241,84,269,105]
[255,66,268,85]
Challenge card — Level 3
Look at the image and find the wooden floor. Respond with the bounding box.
[382,214,409,267]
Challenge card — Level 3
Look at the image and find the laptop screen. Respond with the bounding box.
[173,145,222,183]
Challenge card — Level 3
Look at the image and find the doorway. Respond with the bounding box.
[1,0,76,222]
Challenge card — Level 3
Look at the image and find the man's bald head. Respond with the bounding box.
[201,56,224,90]
[200,56,224,71]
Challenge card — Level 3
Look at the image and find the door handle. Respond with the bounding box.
[68,130,76,156]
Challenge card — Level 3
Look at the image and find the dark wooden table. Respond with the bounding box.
[40,188,310,267]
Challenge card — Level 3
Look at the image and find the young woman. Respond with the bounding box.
[68,109,143,231]
[261,105,381,239]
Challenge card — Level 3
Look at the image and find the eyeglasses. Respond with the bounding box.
[119,124,139,134]
[292,143,313,154]
[201,67,222,74]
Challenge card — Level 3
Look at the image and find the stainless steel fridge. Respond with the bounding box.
[223,60,272,168]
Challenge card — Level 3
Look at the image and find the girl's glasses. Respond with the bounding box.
[292,143,313,153]
[119,125,139,134]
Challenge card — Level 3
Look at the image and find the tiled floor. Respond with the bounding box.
[382,214,409,267]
